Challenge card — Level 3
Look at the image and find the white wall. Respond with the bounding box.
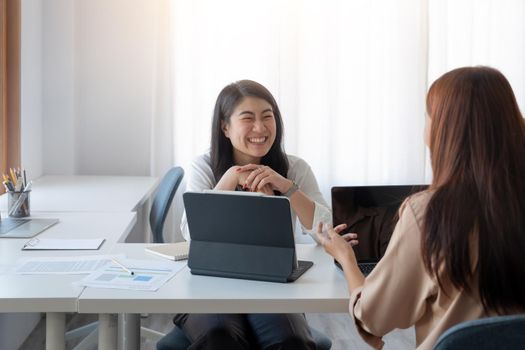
[21,0,44,179]
[23,0,160,176]
[42,0,76,175]
[73,0,156,175]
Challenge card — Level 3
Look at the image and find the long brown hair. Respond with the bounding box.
[424,66,525,314]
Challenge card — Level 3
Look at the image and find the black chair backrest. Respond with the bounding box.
[434,314,525,350]
[149,167,184,243]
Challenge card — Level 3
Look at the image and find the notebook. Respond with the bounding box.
[0,217,59,238]
[183,191,313,283]
[145,242,189,261]
[331,185,428,276]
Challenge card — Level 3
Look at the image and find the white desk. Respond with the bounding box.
[0,175,159,350]
[78,243,350,350]
[0,211,137,309]
[0,212,137,350]
[0,175,158,213]
[0,175,158,247]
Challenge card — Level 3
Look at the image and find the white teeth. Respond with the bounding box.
[249,137,266,143]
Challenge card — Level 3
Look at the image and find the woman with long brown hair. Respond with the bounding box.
[317,66,525,349]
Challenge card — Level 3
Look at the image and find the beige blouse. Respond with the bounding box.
[350,191,493,349]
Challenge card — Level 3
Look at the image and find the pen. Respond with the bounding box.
[23,238,40,249]
[10,168,17,185]
[111,258,135,276]
[3,181,14,192]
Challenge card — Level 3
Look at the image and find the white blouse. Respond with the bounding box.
[180,153,332,244]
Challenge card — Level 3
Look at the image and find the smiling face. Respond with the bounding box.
[221,96,277,165]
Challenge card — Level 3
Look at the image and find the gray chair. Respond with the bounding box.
[150,166,185,243]
[434,314,525,350]
[141,167,186,342]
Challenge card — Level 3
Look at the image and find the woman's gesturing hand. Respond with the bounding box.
[236,164,293,194]
[316,223,359,267]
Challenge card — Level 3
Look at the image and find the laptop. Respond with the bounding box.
[183,191,313,283]
[0,217,59,238]
[331,185,427,276]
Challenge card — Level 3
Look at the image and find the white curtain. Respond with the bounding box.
[170,0,430,198]
[157,0,525,240]
[424,0,525,182]
[428,0,525,102]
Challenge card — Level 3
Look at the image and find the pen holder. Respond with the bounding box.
[8,190,31,218]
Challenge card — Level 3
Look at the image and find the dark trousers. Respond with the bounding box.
[173,313,317,350]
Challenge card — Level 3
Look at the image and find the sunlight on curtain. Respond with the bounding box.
[170,0,429,198]
[428,0,525,105]
[168,0,525,198]
[425,0,525,184]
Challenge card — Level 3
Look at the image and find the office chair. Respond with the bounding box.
[141,167,185,342]
[433,314,525,350]
[150,166,185,243]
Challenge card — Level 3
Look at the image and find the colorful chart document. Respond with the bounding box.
[78,258,186,291]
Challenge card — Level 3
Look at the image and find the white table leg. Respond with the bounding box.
[46,312,66,350]
[99,313,118,350]
[122,313,140,350]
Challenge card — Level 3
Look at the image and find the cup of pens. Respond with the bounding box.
[8,190,31,217]
[3,168,32,218]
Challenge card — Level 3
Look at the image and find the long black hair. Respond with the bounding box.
[424,66,525,314]
[210,80,289,182]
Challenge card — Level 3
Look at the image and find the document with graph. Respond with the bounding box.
[78,258,186,291]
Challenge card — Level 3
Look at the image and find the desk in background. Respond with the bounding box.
[0,175,158,350]
[0,175,158,212]
[0,175,159,242]
[0,211,137,350]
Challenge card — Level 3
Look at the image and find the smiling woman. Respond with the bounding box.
[183,80,332,240]
[174,79,334,350]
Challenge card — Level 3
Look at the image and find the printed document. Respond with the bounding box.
[14,255,123,274]
[78,258,186,291]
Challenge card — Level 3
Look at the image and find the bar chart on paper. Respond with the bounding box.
[79,258,186,291]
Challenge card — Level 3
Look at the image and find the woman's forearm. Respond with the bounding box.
[288,190,316,230]
[340,258,365,291]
